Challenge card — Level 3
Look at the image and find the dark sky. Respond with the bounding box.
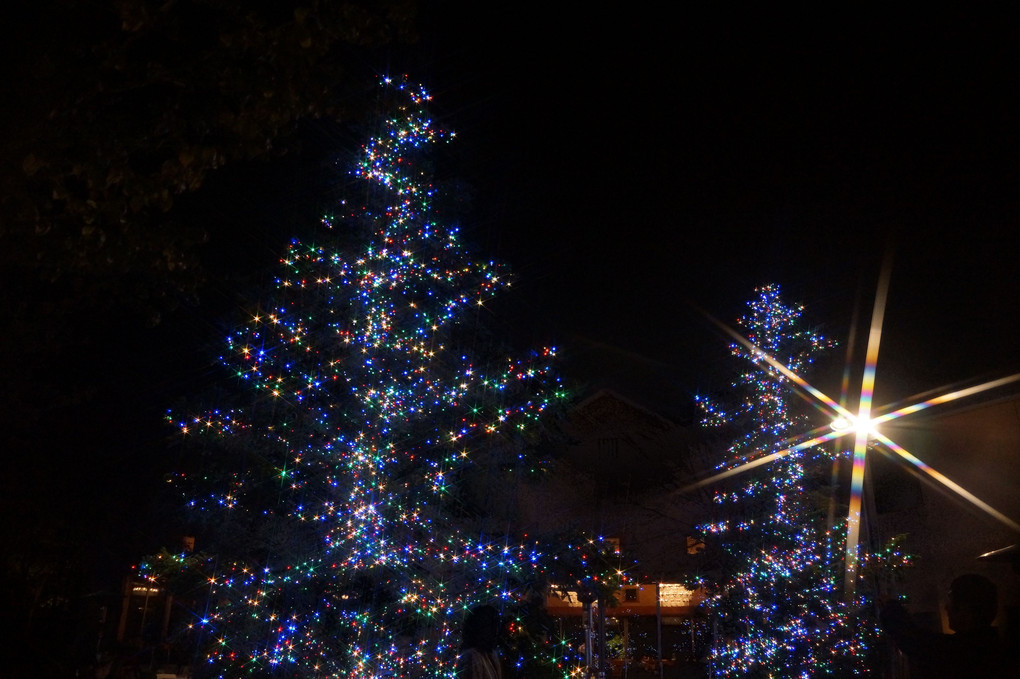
[11,7,1016,481]
[37,6,1014,456]
[380,7,1020,417]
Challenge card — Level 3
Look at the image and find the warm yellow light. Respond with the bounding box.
[830,416,852,432]
[830,414,877,437]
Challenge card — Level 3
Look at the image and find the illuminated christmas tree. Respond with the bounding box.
[694,285,886,677]
[155,80,574,678]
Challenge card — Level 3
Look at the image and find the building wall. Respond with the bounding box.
[871,391,1020,632]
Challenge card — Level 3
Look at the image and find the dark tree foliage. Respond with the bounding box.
[0,2,417,675]
[2,0,416,296]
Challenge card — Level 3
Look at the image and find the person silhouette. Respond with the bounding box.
[458,605,503,679]
[881,573,1009,678]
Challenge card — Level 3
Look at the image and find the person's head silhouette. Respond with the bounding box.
[462,605,500,651]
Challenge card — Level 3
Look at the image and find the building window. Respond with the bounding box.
[598,437,620,456]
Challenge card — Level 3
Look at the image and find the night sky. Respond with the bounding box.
[394,8,1020,417]
[163,7,1020,427]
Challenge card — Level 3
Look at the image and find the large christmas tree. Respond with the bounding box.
[694,285,886,677]
[156,80,573,678]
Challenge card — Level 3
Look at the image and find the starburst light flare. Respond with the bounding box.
[691,275,1020,602]
[688,279,1020,676]
[871,431,1020,533]
[843,262,890,594]
[872,373,1020,425]
[691,285,884,677]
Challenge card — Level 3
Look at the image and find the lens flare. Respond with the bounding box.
[690,273,1019,601]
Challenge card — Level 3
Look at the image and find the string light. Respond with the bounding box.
[693,285,904,677]
[151,79,600,678]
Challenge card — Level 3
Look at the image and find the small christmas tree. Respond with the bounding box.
[694,285,889,677]
[157,80,571,678]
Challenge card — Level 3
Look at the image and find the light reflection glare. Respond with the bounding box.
[830,415,877,437]
[690,293,1020,601]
